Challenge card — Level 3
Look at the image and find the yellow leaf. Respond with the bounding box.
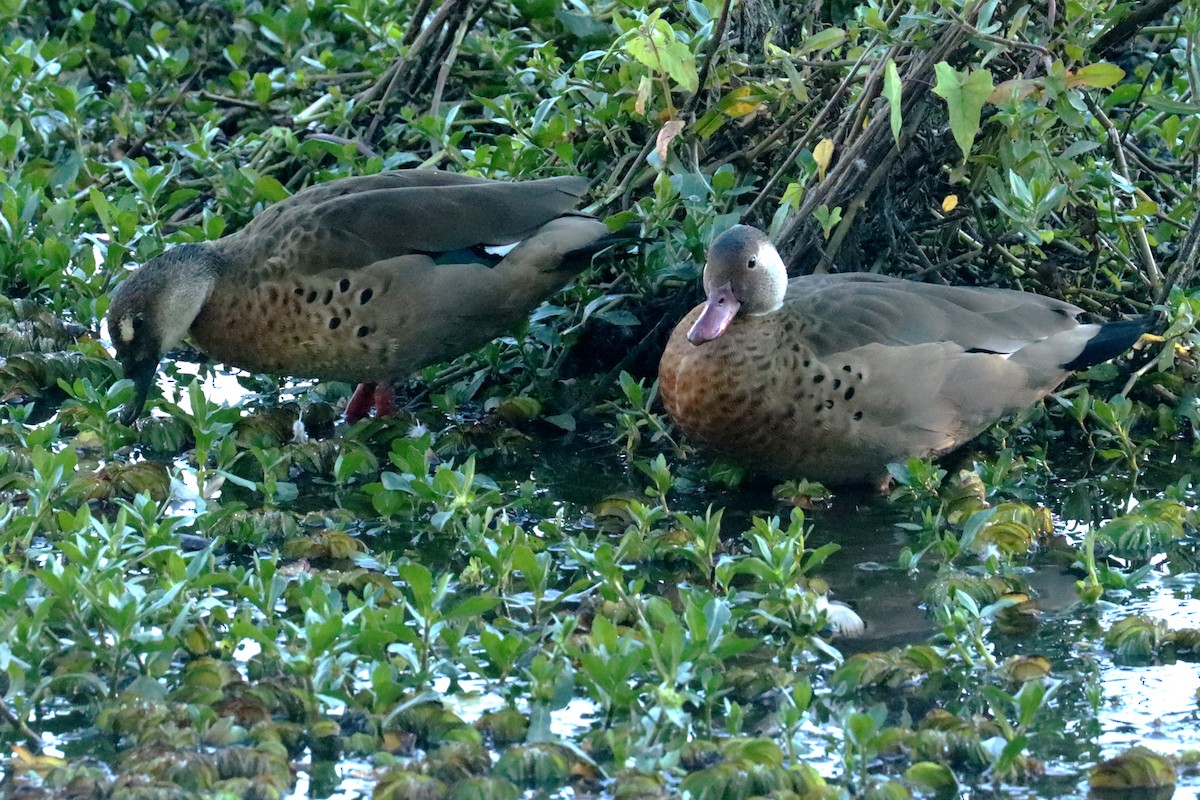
[9,746,65,772]
[719,86,763,118]
[1068,62,1125,88]
[11,746,36,763]
[988,78,1043,104]
[726,100,760,117]
[635,75,652,116]
[1004,654,1052,683]
[655,119,686,164]
[942,194,959,212]
[813,138,834,181]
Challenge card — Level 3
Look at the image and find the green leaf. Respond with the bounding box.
[883,58,902,145]
[1143,95,1200,115]
[554,9,611,40]
[253,173,289,203]
[846,710,879,745]
[445,595,500,620]
[1129,199,1159,216]
[721,737,783,767]
[399,563,433,605]
[1089,745,1178,789]
[797,27,845,55]
[626,18,699,93]
[813,204,842,239]
[1070,62,1125,88]
[932,62,994,159]
[1008,170,1033,206]
[252,72,272,106]
[544,413,575,431]
[905,761,958,792]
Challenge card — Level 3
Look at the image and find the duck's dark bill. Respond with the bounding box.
[119,357,158,425]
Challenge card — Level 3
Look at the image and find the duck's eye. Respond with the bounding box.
[747,256,758,270]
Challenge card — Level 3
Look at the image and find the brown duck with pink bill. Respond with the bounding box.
[659,225,1150,487]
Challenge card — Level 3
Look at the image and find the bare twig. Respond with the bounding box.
[199,90,265,111]
[399,0,464,71]
[745,54,913,71]
[778,4,979,267]
[117,71,200,162]
[909,247,982,279]
[402,0,435,44]
[412,0,486,100]
[357,58,405,124]
[835,41,899,150]
[611,135,659,207]
[0,696,42,750]
[1084,96,1164,293]
[1093,0,1179,56]
[1161,210,1200,304]
[430,15,468,119]
[815,121,906,272]
[712,97,820,169]
[305,133,379,158]
[356,0,468,137]
[945,5,1051,57]
[743,45,873,220]
[682,0,733,118]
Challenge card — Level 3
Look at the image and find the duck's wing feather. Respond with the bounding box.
[222,172,592,276]
[192,216,614,381]
[792,273,1083,357]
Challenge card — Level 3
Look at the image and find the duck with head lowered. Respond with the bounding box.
[107,170,622,424]
[658,224,1150,488]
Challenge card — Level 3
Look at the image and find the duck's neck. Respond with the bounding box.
[746,298,784,316]
[153,244,220,351]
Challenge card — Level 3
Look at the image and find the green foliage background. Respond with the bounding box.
[1,0,1199,797]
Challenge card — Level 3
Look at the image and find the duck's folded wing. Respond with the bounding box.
[794,273,1085,357]
[234,173,591,275]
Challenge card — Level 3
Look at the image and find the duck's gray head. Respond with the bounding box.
[688,225,788,344]
[107,244,218,424]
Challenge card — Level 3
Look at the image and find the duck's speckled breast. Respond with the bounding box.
[659,304,893,485]
[189,265,404,382]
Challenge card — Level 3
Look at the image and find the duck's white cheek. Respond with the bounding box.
[118,316,135,343]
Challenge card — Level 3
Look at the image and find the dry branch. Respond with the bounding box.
[1093,0,1180,55]
[776,7,976,269]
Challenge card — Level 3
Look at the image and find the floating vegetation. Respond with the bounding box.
[475,710,529,747]
[374,769,448,800]
[1088,746,1177,794]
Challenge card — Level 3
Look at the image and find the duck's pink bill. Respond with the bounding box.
[687,283,740,344]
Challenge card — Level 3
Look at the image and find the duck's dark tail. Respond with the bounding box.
[556,222,642,271]
[1062,316,1155,371]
